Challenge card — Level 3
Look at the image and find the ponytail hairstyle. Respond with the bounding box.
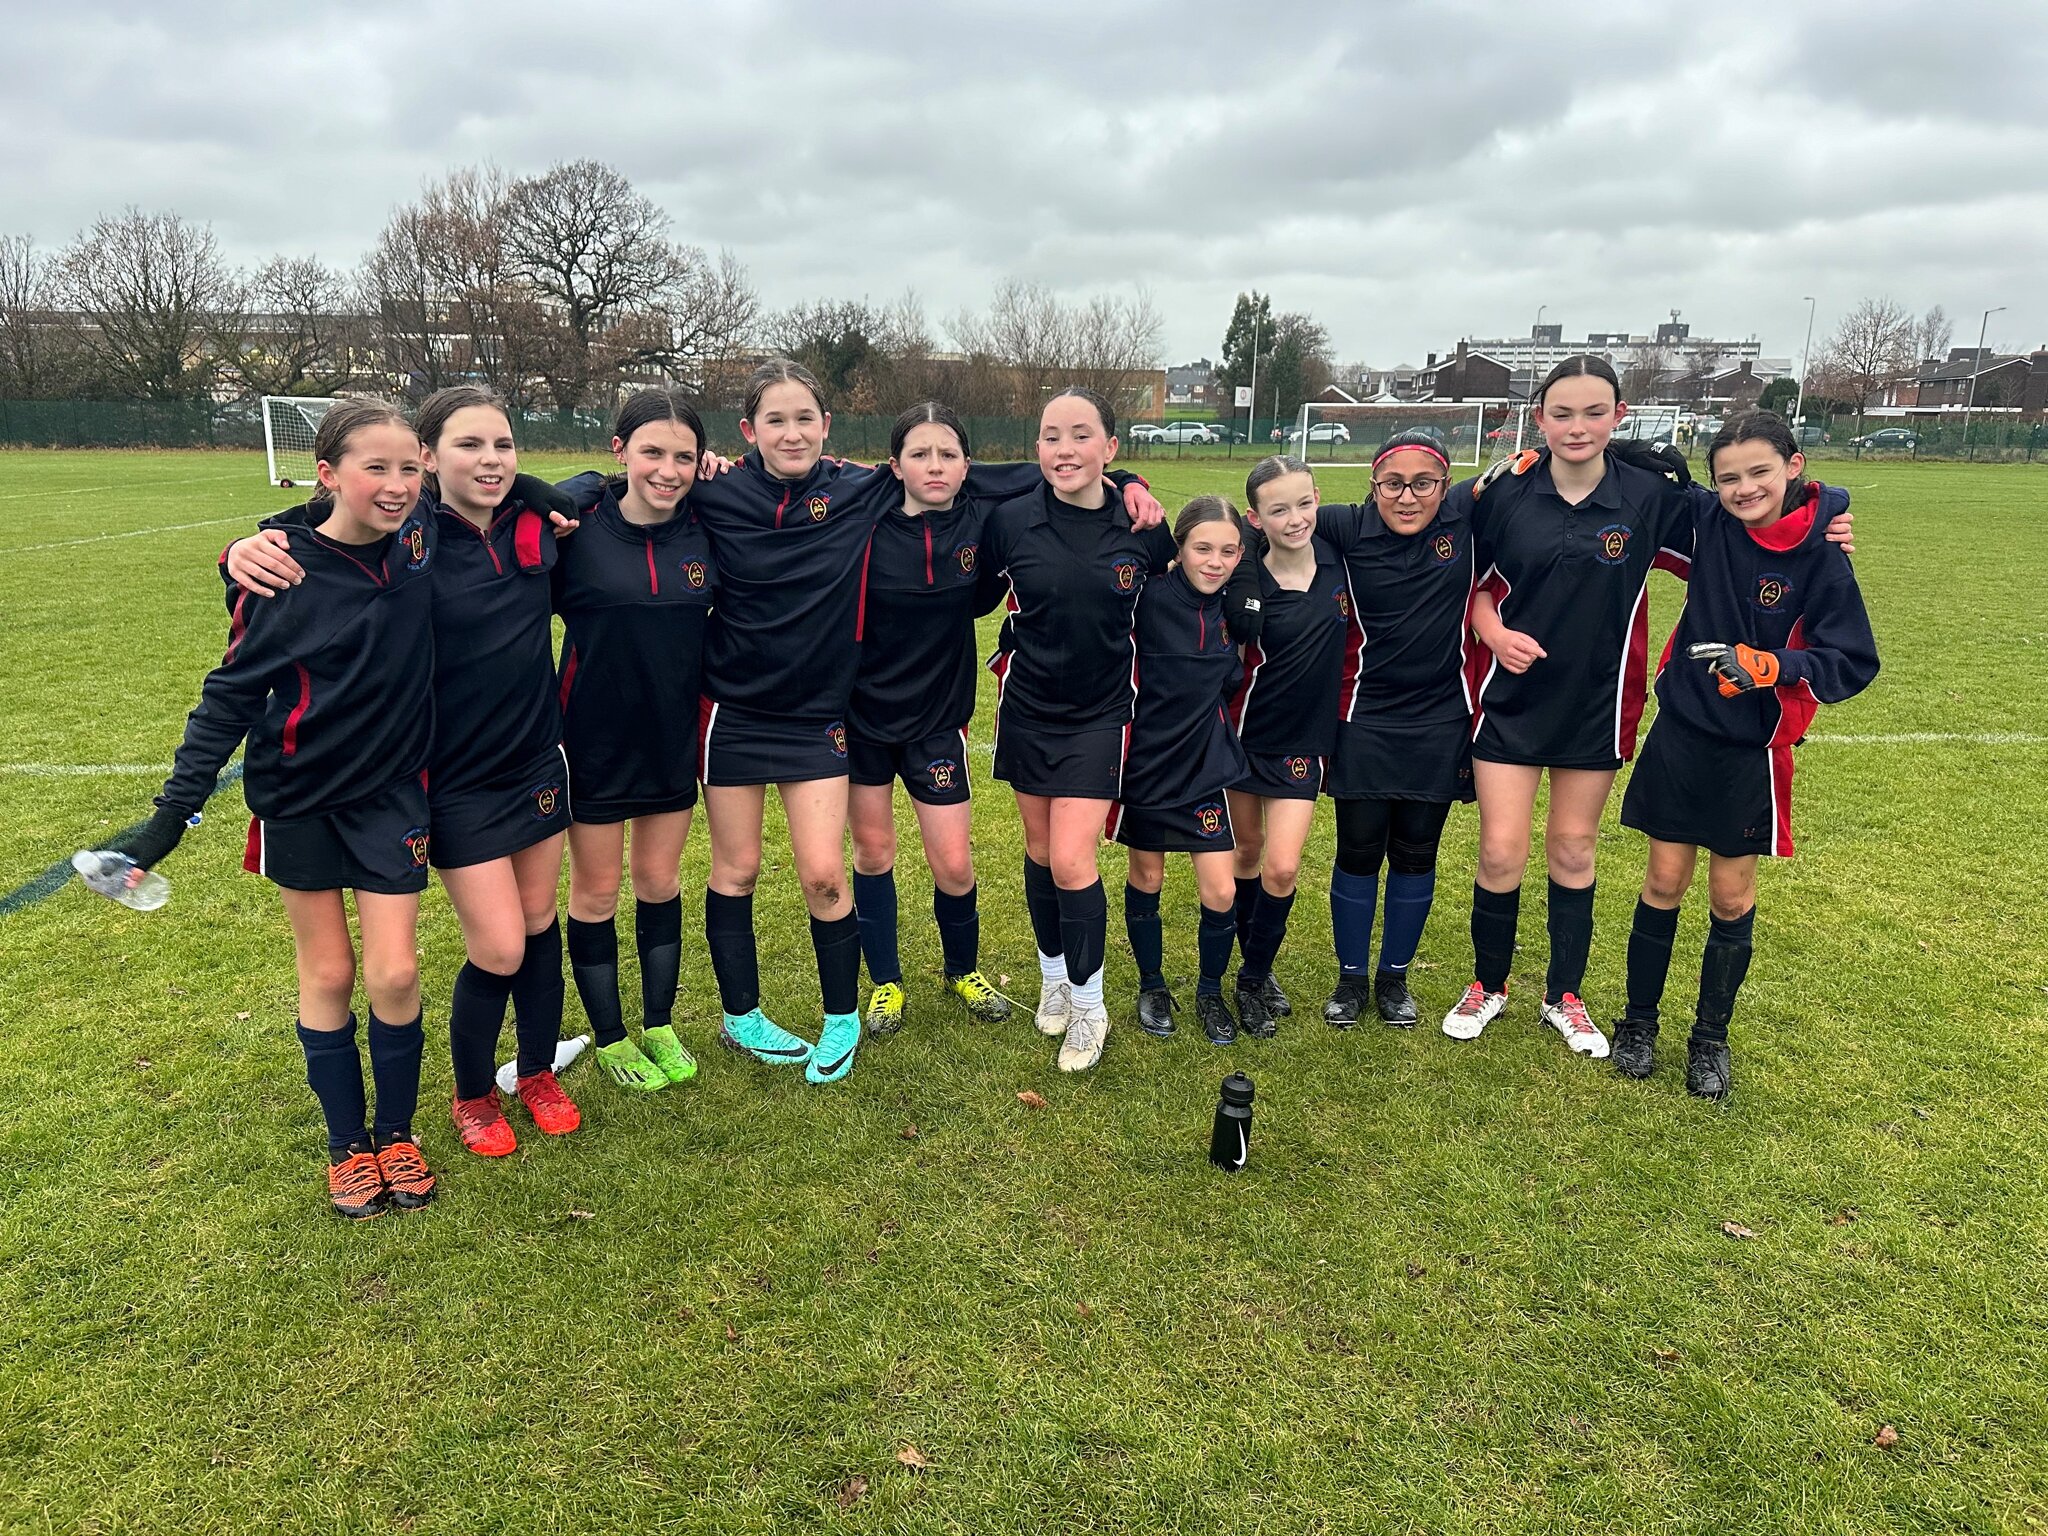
[1172,493,1243,545]
[307,396,415,509]
[1244,454,1312,512]
[1533,353,1622,408]
[742,358,827,422]
[1706,409,1799,475]
[1047,385,1117,438]
[889,400,971,460]
[414,384,511,502]
[612,386,706,458]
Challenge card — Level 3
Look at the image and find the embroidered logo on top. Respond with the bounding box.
[807,495,830,523]
[1110,559,1138,592]
[401,522,430,571]
[827,722,847,757]
[1335,589,1352,619]
[927,759,960,792]
[682,559,708,589]
[1194,802,1226,839]
[1752,572,1792,611]
[1432,532,1457,563]
[531,781,562,819]
[955,543,978,577]
[404,827,430,867]
[1595,524,1632,564]
[1286,756,1311,781]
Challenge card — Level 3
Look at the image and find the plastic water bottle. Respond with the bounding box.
[1209,1071,1256,1172]
[72,850,171,912]
[495,1034,591,1095]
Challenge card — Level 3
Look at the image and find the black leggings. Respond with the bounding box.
[1335,797,1451,878]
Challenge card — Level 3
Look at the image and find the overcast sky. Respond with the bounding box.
[5,0,2044,370]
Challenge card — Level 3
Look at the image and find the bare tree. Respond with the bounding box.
[0,233,79,397]
[55,208,240,399]
[224,255,360,398]
[948,279,1163,418]
[634,247,758,396]
[1818,297,1914,434]
[1621,344,1672,405]
[1913,303,1953,365]
[359,201,460,400]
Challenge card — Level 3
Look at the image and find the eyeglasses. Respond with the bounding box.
[1372,476,1443,500]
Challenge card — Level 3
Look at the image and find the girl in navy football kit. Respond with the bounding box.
[1614,413,1877,1098]
[982,388,1179,1072]
[553,390,718,1098]
[1303,436,1481,1032]
[847,403,1012,1037]
[118,400,440,1220]
[225,390,586,1157]
[1114,497,1249,1047]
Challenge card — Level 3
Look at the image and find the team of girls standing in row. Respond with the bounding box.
[128,354,1873,1218]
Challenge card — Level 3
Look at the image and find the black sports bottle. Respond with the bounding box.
[1208,1072,1255,1172]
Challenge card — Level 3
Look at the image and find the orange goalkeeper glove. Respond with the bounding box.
[1687,641,1780,696]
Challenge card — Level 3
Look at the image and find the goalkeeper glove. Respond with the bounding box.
[512,473,578,519]
[1221,579,1264,646]
[113,806,192,871]
[1474,448,1541,496]
[1687,641,1780,696]
[1610,438,1692,487]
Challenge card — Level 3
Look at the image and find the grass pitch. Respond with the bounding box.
[2,449,2045,1533]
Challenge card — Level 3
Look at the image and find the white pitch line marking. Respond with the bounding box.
[0,470,250,502]
[5,515,250,554]
[1804,732,2046,745]
[1,763,169,776]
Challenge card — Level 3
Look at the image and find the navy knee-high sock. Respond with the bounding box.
[1378,871,1435,975]
[811,912,862,1017]
[1471,883,1519,995]
[448,960,515,1099]
[1694,906,1755,1043]
[566,915,625,1047]
[1625,899,1682,1026]
[934,884,979,977]
[510,919,564,1078]
[1023,857,1064,960]
[366,1012,423,1145]
[1239,887,1295,983]
[1233,876,1261,951]
[1197,903,1237,998]
[298,1015,368,1158]
[853,869,902,986]
[1124,882,1164,990]
[704,890,761,1017]
[635,895,683,1031]
[1544,879,1597,1004]
[1056,880,1107,989]
[1331,869,1378,978]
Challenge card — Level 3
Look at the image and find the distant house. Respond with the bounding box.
[1879,347,2048,415]
[1419,341,1512,402]
[1165,357,1219,409]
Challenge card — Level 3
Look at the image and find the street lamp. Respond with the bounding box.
[1962,305,2006,458]
[1791,295,1817,435]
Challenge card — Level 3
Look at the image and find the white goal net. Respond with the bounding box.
[261,396,340,487]
[1291,400,1522,467]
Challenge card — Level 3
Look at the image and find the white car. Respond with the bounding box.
[1157,421,1220,444]
[1127,423,1166,442]
[1286,422,1352,445]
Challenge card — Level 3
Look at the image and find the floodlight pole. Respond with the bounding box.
[1962,305,2005,459]
[1791,295,1817,436]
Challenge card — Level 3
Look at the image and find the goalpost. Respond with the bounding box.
[260,396,340,487]
[1291,399,1524,468]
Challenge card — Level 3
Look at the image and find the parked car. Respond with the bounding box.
[1793,424,1828,446]
[1850,427,1917,451]
[1157,421,1220,444]
[1127,423,1165,443]
[1284,422,1352,445]
[1209,424,1250,443]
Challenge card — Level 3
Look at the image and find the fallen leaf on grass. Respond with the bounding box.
[1404,1262,1427,1280]
[1826,1208,1860,1226]
[895,1444,929,1471]
[998,974,1011,988]
[1721,1221,1756,1240]
[565,1210,595,1221]
[133,1059,151,1070]
[866,1248,880,1265]
[1916,939,1931,952]
[234,1011,251,1021]
[835,1475,868,1508]
[1075,1301,1095,1319]
[724,1321,737,1342]
[899,1124,920,1141]
[1912,1106,1933,1120]
[1016,1090,1049,1110]
[1650,1347,1681,1367]
[1874,1424,1899,1449]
